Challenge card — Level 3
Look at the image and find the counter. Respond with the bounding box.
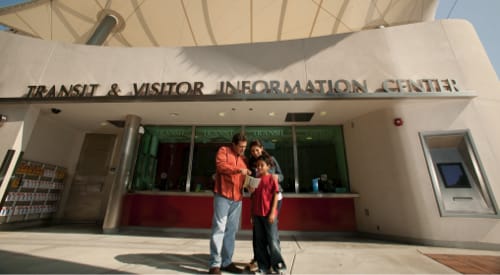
[120,191,358,231]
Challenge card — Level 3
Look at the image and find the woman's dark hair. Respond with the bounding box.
[249,139,275,167]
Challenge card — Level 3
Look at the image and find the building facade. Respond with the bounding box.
[0,2,499,249]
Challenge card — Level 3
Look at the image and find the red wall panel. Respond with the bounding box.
[121,194,214,228]
[121,194,356,231]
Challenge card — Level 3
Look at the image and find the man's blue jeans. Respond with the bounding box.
[209,194,242,268]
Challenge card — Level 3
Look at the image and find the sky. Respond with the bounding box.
[435,0,500,79]
[0,0,499,79]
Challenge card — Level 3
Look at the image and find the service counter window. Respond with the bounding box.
[190,126,241,192]
[131,125,351,194]
[420,130,498,216]
[245,126,294,193]
[132,126,192,191]
[295,126,349,193]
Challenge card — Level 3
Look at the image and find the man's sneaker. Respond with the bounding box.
[208,267,221,274]
[221,263,243,274]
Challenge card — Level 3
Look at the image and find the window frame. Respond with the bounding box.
[419,129,499,217]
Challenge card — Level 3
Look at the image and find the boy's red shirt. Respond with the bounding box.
[252,174,279,216]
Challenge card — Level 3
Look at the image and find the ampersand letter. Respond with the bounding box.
[107,83,121,96]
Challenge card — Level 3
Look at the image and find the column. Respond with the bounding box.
[102,114,141,233]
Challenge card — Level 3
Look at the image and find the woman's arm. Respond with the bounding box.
[271,156,284,183]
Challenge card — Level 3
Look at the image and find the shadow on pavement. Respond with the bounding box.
[115,253,209,274]
[0,249,126,274]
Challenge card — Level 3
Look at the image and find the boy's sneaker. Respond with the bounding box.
[247,259,258,272]
[276,263,287,275]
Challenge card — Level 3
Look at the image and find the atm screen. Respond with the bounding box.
[436,162,471,188]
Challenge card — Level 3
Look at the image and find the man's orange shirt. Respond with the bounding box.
[214,146,248,201]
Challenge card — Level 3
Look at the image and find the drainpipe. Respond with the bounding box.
[86,14,118,45]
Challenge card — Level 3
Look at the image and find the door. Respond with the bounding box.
[63,134,116,223]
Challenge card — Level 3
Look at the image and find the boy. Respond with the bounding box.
[251,155,287,274]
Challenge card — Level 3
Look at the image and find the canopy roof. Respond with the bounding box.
[0,0,438,47]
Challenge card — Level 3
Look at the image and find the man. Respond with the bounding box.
[208,133,251,274]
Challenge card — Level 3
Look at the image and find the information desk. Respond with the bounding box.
[120,192,358,232]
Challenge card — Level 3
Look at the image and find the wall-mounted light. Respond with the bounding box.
[0,114,7,127]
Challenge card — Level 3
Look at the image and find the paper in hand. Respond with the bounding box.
[244,175,261,189]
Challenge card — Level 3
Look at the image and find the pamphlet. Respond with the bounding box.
[243,175,261,189]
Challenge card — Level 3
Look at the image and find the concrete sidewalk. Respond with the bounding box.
[0,225,499,274]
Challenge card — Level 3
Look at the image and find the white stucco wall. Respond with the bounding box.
[0,19,493,99]
[0,105,39,199]
[342,20,500,246]
[345,101,500,246]
[23,114,84,174]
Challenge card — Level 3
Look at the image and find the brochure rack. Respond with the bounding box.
[0,160,66,224]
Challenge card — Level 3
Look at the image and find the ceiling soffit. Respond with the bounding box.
[0,0,438,47]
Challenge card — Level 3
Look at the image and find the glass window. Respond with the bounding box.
[132,126,192,191]
[420,130,498,216]
[295,126,349,193]
[245,126,294,193]
[190,126,242,192]
[131,125,351,195]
